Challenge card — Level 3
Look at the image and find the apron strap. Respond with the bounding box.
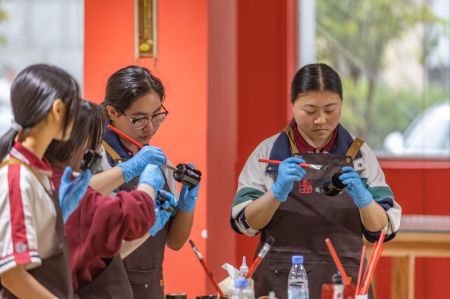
[345,137,364,159]
[102,140,122,162]
[283,126,300,155]
[0,158,54,197]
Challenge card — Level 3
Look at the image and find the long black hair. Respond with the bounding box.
[102,65,165,115]
[290,63,343,103]
[45,100,105,166]
[0,64,82,160]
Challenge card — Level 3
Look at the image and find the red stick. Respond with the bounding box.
[107,124,143,149]
[325,238,351,285]
[355,245,366,294]
[246,256,262,279]
[188,240,224,297]
[359,232,386,294]
[246,236,275,279]
[258,159,321,170]
[360,241,377,294]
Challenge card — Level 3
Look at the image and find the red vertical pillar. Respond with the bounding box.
[207,0,296,292]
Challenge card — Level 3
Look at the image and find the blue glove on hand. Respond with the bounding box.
[271,156,306,202]
[58,166,92,223]
[118,145,167,182]
[149,190,177,236]
[339,166,373,208]
[178,163,200,212]
[138,164,165,191]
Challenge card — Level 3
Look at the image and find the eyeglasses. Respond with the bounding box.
[121,104,169,130]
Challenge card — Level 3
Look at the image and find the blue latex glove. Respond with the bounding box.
[271,156,306,202]
[138,164,165,191]
[178,163,200,212]
[118,145,167,182]
[149,190,177,236]
[339,166,373,208]
[58,166,92,223]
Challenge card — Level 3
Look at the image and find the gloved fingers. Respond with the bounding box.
[341,166,355,173]
[339,171,360,182]
[340,177,358,186]
[179,184,189,202]
[285,173,305,183]
[283,166,306,178]
[158,190,178,207]
[79,169,93,184]
[61,166,73,184]
[282,156,305,166]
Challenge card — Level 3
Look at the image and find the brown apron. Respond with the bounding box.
[0,159,73,299]
[75,255,133,299]
[103,142,170,299]
[253,151,373,299]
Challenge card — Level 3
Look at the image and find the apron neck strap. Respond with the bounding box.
[345,137,364,159]
[283,126,300,155]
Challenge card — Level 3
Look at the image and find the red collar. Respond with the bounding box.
[10,141,53,176]
[290,121,337,153]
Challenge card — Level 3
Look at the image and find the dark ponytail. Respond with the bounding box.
[0,64,82,160]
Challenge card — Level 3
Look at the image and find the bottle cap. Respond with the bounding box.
[332,271,343,284]
[234,278,248,288]
[292,255,304,264]
[239,256,248,276]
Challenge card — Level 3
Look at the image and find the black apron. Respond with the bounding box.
[253,152,373,299]
[103,140,170,299]
[75,255,133,299]
[0,159,73,299]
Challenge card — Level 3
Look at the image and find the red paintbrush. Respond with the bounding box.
[258,159,322,170]
[246,236,275,279]
[107,124,143,149]
[188,240,224,297]
[325,238,351,286]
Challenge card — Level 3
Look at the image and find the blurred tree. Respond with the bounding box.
[316,0,446,145]
[0,0,7,47]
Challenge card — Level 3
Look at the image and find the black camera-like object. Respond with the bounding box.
[80,149,102,174]
[322,171,346,196]
[173,163,202,189]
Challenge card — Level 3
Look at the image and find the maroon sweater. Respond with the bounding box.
[51,167,155,289]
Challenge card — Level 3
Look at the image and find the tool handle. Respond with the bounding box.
[199,259,224,297]
[258,158,313,169]
[107,124,143,149]
[246,256,262,279]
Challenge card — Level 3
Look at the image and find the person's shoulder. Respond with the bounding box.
[255,132,282,151]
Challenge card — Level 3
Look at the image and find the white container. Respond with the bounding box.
[355,295,368,299]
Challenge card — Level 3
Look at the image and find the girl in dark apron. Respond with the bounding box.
[100,66,200,299]
[0,64,87,298]
[45,100,175,299]
[231,63,401,299]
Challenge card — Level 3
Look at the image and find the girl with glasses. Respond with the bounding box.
[97,66,200,299]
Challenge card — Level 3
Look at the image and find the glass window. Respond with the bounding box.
[0,0,83,136]
[300,0,449,158]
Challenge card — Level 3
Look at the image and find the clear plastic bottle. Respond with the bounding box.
[287,255,309,299]
[230,278,255,299]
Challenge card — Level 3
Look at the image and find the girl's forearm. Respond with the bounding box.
[1,265,57,299]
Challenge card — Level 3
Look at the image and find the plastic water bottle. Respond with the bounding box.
[287,255,309,299]
[230,278,255,299]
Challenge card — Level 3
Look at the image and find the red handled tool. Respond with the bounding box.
[246,236,275,279]
[258,159,322,170]
[188,240,224,297]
